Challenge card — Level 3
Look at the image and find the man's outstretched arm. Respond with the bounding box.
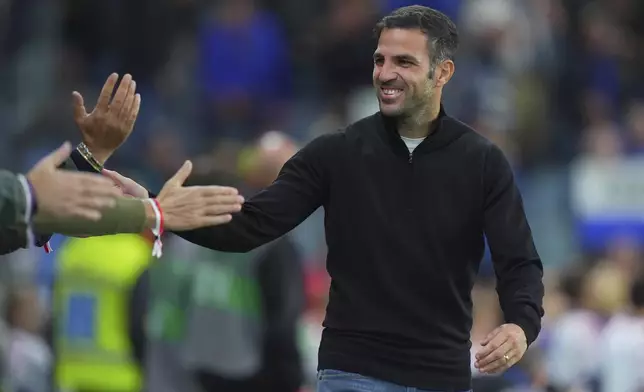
[0,142,124,254]
[104,133,336,252]
[68,72,335,253]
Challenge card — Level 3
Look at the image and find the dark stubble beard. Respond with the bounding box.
[394,78,437,132]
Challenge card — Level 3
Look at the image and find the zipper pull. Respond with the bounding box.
[408,153,413,164]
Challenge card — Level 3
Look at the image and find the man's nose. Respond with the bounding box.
[377,62,397,83]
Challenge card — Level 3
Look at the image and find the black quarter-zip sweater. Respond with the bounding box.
[73,107,544,391]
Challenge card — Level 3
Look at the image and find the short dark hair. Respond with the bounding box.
[374,5,459,69]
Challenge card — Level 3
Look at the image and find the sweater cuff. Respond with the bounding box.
[71,148,101,173]
[506,309,541,346]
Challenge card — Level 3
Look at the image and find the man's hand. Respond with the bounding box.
[474,323,527,374]
[27,142,122,221]
[102,169,149,198]
[157,161,244,230]
[73,73,141,164]
[104,162,245,231]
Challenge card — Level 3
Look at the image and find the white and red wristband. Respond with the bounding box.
[146,198,165,258]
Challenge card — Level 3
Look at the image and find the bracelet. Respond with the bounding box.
[76,142,104,172]
[19,177,52,253]
[147,198,165,258]
[26,178,38,216]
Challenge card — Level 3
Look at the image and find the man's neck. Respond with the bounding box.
[397,103,440,139]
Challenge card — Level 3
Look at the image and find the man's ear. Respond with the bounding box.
[433,60,455,88]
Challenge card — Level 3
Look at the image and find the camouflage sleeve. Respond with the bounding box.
[33,197,147,236]
[0,170,30,228]
[0,170,40,254]
[0,148,146,255]
[49,148,148,235]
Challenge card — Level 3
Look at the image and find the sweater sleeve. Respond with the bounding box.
[170,133,335,253]
[482,143,544,346]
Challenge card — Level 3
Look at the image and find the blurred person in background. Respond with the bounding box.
[188,132,304,392]
[198,0,291,143]
[597,273,644,392]
[623,99,644,155]
[52,234,153,392]
[146,131,305,392]
[546,260,631,392]
[314,0,379,122]
[5,287,51,392]
[546,266,602,392]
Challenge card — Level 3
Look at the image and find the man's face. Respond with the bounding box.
[373,28,435,117]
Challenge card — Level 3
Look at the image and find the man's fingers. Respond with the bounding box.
[40,142,73,168]
[476,337,512,369]
[110,74,132,113]
[74,195,117,211]
[102,169,129,187]
[75,177,121,208]
[480,326,502,347]
[83,176,123,199]
[96,73,119,112]
[64,172,121,198]
[198,214,233,227]
[197,186,240,196]
[119,80,137,120]
[203,202,243,216]
[205,194,244,205]
[477,341,515,374]
[126,93,141,131]
[476,333,509,361]
[104,168,148,198]
[167,160,193,187]
[71,91,87,121]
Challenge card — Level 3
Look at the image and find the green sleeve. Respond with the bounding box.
[0,228,28,255]
[33,197,148,236]
[0,170,29,228]
[0,147,149,255]
[46,150,148,235]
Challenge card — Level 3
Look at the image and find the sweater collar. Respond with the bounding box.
[377,104,465,156]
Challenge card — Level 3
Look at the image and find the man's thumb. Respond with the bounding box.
[43,142,73,167]
[72,91,87,120]
[168,160,193,186]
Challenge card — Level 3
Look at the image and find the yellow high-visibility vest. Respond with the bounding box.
[54,234,152,392]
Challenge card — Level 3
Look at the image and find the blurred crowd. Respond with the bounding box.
[0,0,644,391]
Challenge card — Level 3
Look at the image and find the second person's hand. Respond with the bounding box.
[27,142,122,221]
[105,161,244,231]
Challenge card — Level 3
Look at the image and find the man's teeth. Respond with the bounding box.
[383,88,402,95]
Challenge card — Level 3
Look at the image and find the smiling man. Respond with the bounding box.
[83,6,544,392]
